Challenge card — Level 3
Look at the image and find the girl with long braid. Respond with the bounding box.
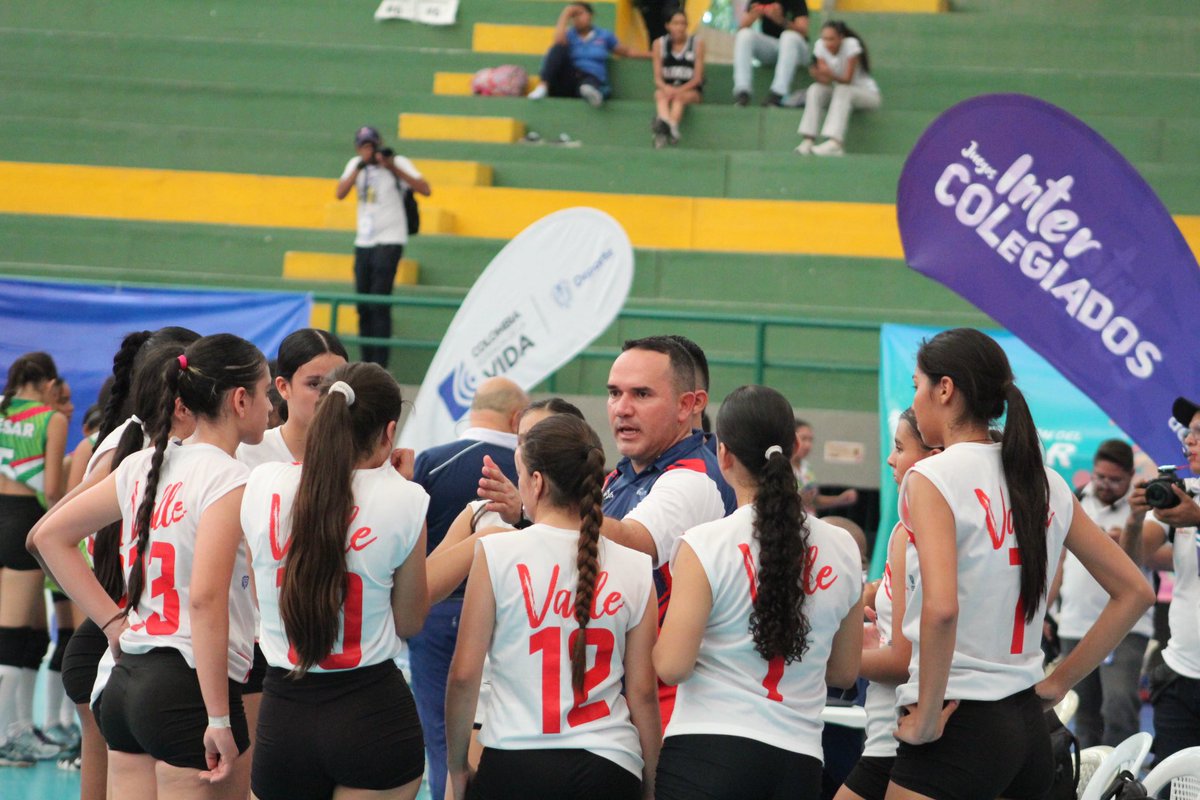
[446,414,660,800]
[240,362,429,800]
[654,385,864,800]
[35,333,271,798]
[887,328,1152,800]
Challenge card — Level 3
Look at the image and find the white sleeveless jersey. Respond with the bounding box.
[862,523,902,758]
[114,443,256,682]
[897,442,1074,705]
[241,462,429,672]
[1059,486,1154,640]
[664,506,862,761]
[236,426,296,471]
[85,417,141,479]
[479,525,653,777]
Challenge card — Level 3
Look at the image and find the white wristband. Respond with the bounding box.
[207,715,231,729]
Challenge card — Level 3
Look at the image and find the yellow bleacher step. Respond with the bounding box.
[399,113,525,144]
[433,72,542,97]
[283,251,419,285]
[322,200,455,233]
[472,23,553,56]
[4,161,1199,262]
[310,303,359,335]
[829,0,946,10]
[411,159,494,187]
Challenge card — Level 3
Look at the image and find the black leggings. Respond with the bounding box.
[655,734,822,800]
[539,44,605,99]
[469,747,640,800]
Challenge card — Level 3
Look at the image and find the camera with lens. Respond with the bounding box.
[1144,466,1194,509]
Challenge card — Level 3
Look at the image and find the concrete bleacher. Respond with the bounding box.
[1,0,1197,411]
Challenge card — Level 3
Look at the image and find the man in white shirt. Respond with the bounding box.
[335,125,432,367]
[1052,439,1151,747]
[1122,396,1200,764]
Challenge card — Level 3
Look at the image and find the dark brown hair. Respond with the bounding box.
[519,414,606,693]
[0,352,59,415]
[279,363,402,675]
[717,385,811,663]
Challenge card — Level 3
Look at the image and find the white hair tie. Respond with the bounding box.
[764,445,784,459]
[328,381,356,406]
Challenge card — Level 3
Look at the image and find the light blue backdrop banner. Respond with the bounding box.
[0,278,312,448]
[872,322,1128,579]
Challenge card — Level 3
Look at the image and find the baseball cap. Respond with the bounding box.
[1173,396,1200,427]
[354,125,381,146]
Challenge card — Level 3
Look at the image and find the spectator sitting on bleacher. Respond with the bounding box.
[651,9,705,148]
[794,21,880,157]
[733,0,810,108]
[528,2,650,108]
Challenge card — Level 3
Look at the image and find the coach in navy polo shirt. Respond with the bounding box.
[599,336,737,724]
[410,376,528,800]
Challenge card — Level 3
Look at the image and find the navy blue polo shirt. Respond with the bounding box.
[602,431,736,622]
[413,429,518,599]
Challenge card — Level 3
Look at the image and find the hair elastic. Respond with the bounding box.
[177,354,188,370]
[764,445,784,459]
[328,381,356,406]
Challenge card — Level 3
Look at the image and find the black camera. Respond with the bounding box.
[1144,466,1193,509]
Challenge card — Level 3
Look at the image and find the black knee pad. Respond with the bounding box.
[0,626,29,667]
[24,627,51,670]
[49,628,73,673]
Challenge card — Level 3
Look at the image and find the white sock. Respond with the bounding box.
[16,668,37,728]
[0,665,20,738]
[59,691,76,729]
[527,83,547,99]
[44,671,66,730]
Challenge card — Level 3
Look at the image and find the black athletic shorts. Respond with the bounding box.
[655,733,822,800]
[252,660,424,800]
[98,647,249,770]
[469,747,641,800]
[0,494,43,571]
[842,754,895,800]
[243,642,268,695]
[890,687,1053,800]
[61,618,108,705]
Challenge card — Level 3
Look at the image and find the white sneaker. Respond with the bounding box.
[527,83,548,100]
[3,724,61,761]
[578,84,604,108]
[794,139,815,156]
[812,139,844,157]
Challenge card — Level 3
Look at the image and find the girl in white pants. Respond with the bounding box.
[796,21,881,157]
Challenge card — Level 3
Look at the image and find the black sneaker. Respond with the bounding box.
[734,91,750,107]
[762,91,784,107]
[651,117,670,136]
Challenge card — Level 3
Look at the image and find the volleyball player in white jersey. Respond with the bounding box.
[35,333,272,799]
[837,408,934,800]
[889,328,1154,800]
[653,385,862,799]
[241,362,429,800]
[446,414,660,800]
[237,327,347,470]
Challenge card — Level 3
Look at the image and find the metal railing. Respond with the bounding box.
[313,290,882,389]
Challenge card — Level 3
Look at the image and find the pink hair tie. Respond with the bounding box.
[177,354,188,370]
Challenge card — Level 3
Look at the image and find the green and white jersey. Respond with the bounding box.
[0,397,56,493]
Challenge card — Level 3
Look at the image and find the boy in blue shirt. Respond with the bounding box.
[529,2,649,107]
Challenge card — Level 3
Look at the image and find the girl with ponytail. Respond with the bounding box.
[0,351,69,764]
[35,333,271,798]
[237,327,347,469]
[446,414,660,800]
[240,362,429,800]
[654,385,863,800]
[887,328,1153,800]
[837,408,937,800]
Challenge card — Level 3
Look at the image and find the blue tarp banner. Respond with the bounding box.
[0,278,312,448]
[872,322,1128,580]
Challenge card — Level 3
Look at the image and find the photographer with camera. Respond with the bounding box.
[1121,396,1200,764]
[335,125,432,367]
